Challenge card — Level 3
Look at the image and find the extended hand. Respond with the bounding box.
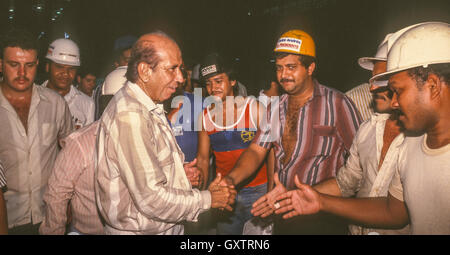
[209,173,237,211]
[251,174,286,218]
[184,158,203,188]
[274,175,321,219]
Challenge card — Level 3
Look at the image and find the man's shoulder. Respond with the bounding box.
[102,89,148,122]
[66,121,99,140]
[317,83,348,100]
[35,84,66,103]
[73,86,95,105]
[345,83,370,96]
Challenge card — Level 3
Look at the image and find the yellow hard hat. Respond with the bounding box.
[274,29,316,57]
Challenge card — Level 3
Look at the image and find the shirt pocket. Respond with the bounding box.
[306,125,337,159]
[41,123,57,146]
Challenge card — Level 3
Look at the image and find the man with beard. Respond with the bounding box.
[305,33,410,235]
[222,30,362,234]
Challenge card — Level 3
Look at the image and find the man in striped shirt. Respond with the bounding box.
[95,32,236,234]
[223,29,362,234]
[40,121,104,235]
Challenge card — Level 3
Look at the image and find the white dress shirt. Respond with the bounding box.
[42,81,95,128]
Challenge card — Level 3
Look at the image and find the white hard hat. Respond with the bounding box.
[370,22,450,85]
[358,33,392,71]
[46,38,81,66]
[102,66,127,95]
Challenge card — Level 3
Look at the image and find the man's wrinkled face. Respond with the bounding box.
[47,62,77,90]
[1,47,38,92]
[146,42,185,103]
[205,73,236,101]
[275,54,313,95]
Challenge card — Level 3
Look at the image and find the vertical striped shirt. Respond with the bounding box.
[40,121,104,235]
[96,81,211,235]
[345,83,374,122]
[255,80,362,189]
[0,161,6,190]
[0,84,74,228]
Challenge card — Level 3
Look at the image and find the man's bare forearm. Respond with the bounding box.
[319,193,409,229]
[227,144,268,186]
[197,157,210,190]
[314,178,342,197]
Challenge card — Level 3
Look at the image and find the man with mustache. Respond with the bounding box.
[221,30,362,234]
[305,33,410,235]
[0,27,73,234]
[42,38,94,129]
[272,22,450,234]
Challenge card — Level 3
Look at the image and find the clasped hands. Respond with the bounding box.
[251,174,322,219]
[183,159,237,211]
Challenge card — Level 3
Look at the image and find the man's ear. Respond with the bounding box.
[137,62,152,83]
[76,75,81,84]
[231,80,236,87]
[45,62,50,73]
[307,62,316,76]
[427,73,442,100]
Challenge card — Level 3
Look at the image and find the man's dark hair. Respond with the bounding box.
[125,31,173,83]
[113,46,132,64]
[274,52,316,69]
[0,27,38,59]
[78,65,97,78]
[407,63,450,88]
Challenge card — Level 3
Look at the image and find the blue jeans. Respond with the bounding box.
[216,183,267,235]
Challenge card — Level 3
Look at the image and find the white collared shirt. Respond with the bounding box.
[0,84,73,228]
[336,113,409,234]
[42,81,95,129]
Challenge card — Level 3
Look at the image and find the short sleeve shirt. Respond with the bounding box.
[254,81,362,189]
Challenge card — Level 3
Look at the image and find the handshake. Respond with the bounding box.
[184,159,237,211]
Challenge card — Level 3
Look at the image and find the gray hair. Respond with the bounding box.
[125,31,175,83]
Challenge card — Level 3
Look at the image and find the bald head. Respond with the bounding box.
[125,32,181,83]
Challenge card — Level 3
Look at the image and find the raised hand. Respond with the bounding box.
[274,175,321,219]
[251,174,287,218]
[208,173,237,211]
[184,158,203,188]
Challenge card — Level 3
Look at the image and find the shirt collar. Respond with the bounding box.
[127,81,165,115]
[42,80,76,101]
[369,112,391,124]
[0,84,46,111]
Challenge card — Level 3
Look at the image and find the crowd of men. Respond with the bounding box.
[0,20,448,235]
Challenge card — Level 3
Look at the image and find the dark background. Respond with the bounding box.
[1,0,449,95]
